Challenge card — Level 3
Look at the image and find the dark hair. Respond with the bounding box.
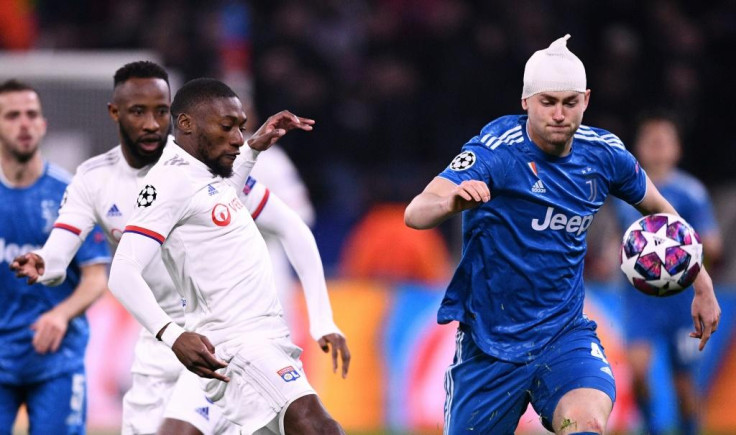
[113,61,169,87]
[634,109,681,141]
[170,78,238,117]
[0,79,38,96]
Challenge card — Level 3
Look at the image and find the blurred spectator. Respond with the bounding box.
[340,203,452,283]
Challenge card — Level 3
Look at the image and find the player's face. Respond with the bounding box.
[109,77,171,167]
[522,90,590,154]
[0,90,47,163]
[635,120,680,176]
[194,96,247,178]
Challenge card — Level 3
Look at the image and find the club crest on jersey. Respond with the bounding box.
[449,151,475,171]
[136,185,157,208]
[277,366,301,382]
[211,203,231,226]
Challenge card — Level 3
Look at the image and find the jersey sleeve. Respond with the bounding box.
[123,169,191,244]
[609,146,647,205]
[437,141,502,189]
[54,171,98,239]
[228,147,260,194]
[238,176,270,220]
[72,226,111,267]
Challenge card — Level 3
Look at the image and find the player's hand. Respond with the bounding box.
[171,332,230,382]
[10,252,45,285]
[31,308,68,354]
[447,180,491,213]
[690,272,721,351]
[247,110,314,151]
[318,333,351,379]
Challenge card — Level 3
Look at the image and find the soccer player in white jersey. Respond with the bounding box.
[106,77,346,434]
[12,63,349,435]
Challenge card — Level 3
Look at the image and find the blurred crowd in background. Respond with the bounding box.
[2,0,736,280]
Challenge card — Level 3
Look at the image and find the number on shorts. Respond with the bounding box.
[590,342,608,364]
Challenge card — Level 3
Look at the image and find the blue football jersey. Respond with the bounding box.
[438,115,647,363]
[0,163,110,385]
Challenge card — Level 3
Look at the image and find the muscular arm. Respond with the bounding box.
[32,262,108,354]
[405,177,490,229]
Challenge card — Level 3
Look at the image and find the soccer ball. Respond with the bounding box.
[620,213,703,297]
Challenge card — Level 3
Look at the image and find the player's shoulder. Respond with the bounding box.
[76,146,123,176]
[45,162,73,185]
[468,115,526,151]
[670,169,710,199]
[574,124,626,151]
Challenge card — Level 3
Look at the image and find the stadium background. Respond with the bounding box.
[2,0,736,433]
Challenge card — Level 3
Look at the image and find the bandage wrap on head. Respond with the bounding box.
[521,34,586,98]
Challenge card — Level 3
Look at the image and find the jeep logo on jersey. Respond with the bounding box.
[449,151,476,171]
[211,203,231,226]
[136,185,157,208]
[277,366,301,382]
[531,206,593,236]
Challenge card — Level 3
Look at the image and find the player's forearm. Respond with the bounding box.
[405,192,454,229]
[281,218,341,340]
[108,236,180,344]
[254,193,341,339]
[36,228,85,286]
[693,267,715,297]
[53,262,108,320]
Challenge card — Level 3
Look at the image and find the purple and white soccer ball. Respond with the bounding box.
[620,213,703,297]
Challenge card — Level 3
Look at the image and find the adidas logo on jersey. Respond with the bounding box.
[207,184,218,196]
[195,406,209,421]
[106,204,122,217]
[531,180,546,193]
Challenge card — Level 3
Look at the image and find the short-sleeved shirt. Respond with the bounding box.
[438,115,647,363]
[0,163,110,384]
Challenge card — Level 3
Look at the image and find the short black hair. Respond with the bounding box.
[170,78,238,117]
[113,61,169,87]
[0,79,38,96]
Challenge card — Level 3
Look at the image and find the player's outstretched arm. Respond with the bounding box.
[405,177,490,229]
[635,175,721,350]
[11,228,85,286]
[249,188,350,377]
[31,262,108,354]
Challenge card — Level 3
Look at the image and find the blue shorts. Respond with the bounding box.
[0,368,86,435]
[444,322,616,434]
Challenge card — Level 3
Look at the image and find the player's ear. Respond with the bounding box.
[108,103,119,122]
[521,98,529,111]
[176,113,193,134]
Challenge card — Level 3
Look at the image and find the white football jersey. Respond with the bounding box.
[56,144,183,324]
[123,142,289,346]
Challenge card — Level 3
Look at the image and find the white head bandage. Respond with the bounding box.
[522,34,586,99]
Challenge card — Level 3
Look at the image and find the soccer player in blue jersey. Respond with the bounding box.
[404,35,721,434]
[0,79,110,434]
[612,113,722,435]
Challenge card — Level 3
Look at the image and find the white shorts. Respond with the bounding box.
[204,336,316,434]
[122,333,236,434]
[121,372,178,435]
